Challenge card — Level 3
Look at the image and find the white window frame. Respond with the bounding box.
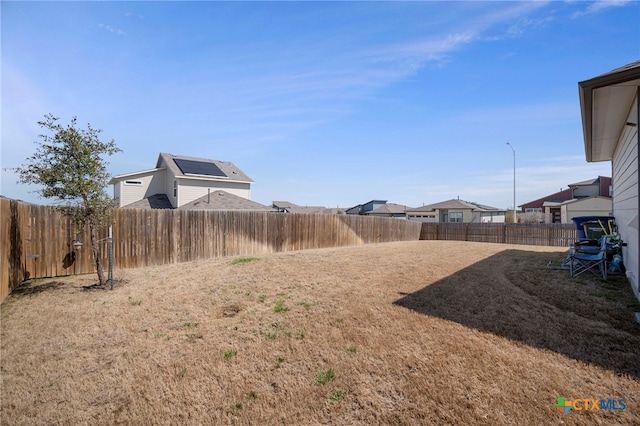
[449,211,463,223]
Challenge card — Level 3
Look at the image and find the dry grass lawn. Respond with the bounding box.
[2,240,640,425]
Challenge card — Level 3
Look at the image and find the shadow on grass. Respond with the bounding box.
[11,280,66,296]
[394,249,640,378]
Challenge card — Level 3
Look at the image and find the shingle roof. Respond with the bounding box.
[272,201,329,214]
[366,203,410,215]
[406,199,477,212]
[121,194,173,209]
[157,153,253,183]
[569,176,602,186]
[406,199,503,213]
[179,190,273,211]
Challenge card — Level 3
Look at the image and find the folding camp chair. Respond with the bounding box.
[568,235,609,280]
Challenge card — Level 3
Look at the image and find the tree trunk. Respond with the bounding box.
[90,223,106,286]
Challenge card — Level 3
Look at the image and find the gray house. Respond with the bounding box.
[579,60,640,301]
[345,200,388,215]
[365,203,411,219]
[405,199,506,223]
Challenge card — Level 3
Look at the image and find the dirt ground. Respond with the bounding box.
[2,240,639,425]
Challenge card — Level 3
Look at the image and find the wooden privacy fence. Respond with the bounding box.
[1,198,422,301]
[419,222,578,247]
[1,197,581,303]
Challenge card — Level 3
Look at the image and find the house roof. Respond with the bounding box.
[579,60,640,162]
[519,176,611,208]
[559,195,612,207]
[121,194,173,209]
[365,203,410,215]
[179,190,273,211]
[568,176,611,187]
[406,199,504,213]
[157,153,254,183]
[272,201,329,214]
[520,188,574,208]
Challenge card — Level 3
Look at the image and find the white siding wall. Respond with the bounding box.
[116,170,166,207]
[560,197,613,224]
[612,96,639,297]
[158,157,178,208]
[113,183,121,205]
[176,179,251,207]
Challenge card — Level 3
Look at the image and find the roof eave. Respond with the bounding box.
[579,63,640,163]
[108,167,166,184]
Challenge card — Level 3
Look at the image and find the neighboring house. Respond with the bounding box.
[109,153,263,210]
[578,60,640,302]
[365,203,411,219]
[405,199,506,223]
[519,176,612,223]
[559,196,613,224]
[345,200,388,215]
[271,201,343,215]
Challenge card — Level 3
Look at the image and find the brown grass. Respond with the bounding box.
[2,240,639,425]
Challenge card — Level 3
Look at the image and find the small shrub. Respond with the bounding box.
[346,346,357,353]
[224,349,238,359]
[315,368,335,385]
[258,294,266,303]
[227,402,243,414]
[274,300,289,313]
[328,391,345,403]
[128,297,142,306]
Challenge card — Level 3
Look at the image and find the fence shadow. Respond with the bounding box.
[10,280,66,296]
[394,249,640,378]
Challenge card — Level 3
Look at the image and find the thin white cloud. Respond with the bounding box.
[507,16,555,37]
[571,0,632,18]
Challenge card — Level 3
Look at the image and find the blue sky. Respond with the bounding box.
[2,1,638,210]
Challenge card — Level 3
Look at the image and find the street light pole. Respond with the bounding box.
[506,142,516,223]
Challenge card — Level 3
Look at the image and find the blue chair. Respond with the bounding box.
[569,235,609,280]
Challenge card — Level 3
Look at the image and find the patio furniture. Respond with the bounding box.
[568,235,610,280]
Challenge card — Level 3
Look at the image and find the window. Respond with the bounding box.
[525,208,542,213]
[124,180,143,185]
[449,212,463,223]
[173,180,177,197]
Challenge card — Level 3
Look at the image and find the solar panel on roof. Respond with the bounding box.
[174,158,227,177]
